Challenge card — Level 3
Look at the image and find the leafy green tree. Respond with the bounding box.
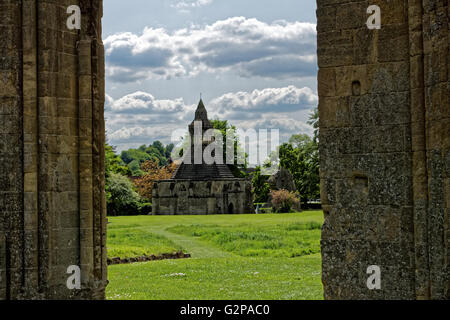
[105,143,131,177]
[120,141,175,174]
[120,149,151,165]
[288,134,313,149]
[252,166,271,203]
[279,133,320,204]
[106,173,141,216]
[127,159,144,177]
[307,107,319,144]
[211,119,248,177]
[151,140,165,155]
[145,145,168,167]
[138,144,147,152]
[165,143,174,159]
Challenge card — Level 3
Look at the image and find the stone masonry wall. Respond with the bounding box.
[0,0,107,299]
[153,180,254,215]
[318,0,448,299]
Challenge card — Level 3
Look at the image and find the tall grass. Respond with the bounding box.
[108,228,182,258]
[167,221,321,258]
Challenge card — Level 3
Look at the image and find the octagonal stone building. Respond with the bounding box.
[152,100,253,215]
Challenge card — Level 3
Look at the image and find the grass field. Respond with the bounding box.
[108,224,182,258]
[167,221,321,258]
[106,211,324,300]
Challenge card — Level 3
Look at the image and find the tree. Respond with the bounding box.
[120,149,151,165]
[151,140,165,155]
[145,144,168,167]
[127,159,144,177]
[119,141,176,175]
[279,133,320,204]
[165,143,174,159]
[252,166,271,203]
[133,160,177,201]
[105,143,131,177]
[106,173,141,216]
[307,107,319,144]
[277,109,320,204]
[211,119,248,177]
[288,134,313,149]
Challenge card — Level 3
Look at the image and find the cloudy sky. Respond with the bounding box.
[103,0,318,151]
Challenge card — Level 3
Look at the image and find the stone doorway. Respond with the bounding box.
[227,203,234,215]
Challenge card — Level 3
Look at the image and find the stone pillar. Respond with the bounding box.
[318,0,448,299]
[421,0,449,299]
[0,0,107,299]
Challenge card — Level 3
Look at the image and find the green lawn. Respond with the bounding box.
[167,221,321,258]
[108,223,182,258]
[106,211,324,300]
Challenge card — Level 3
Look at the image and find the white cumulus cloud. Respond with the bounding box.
[105,85,317,151]
[209,85,317,120]
[171,0,213,9]
[104,17,317,82]
[107,91,188,114]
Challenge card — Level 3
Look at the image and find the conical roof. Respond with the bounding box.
[190,99,212,129]
[195,99,208,120]
[172,98,235,180]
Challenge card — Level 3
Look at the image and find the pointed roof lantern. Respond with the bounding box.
[195,99,208,120]
[190,98,212,131]
[171,96,235,180]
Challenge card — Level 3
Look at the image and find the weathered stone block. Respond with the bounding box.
[153,179,253,215]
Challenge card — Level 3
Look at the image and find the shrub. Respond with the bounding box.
[270,189,300,213]
[133,160,177,201]
[137,201,152,215]
[106,173,141,216]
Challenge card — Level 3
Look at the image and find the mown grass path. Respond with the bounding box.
[146,226,236,258]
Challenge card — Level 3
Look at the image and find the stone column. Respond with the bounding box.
[421,0,449,299]
[0,0,106,300]
[317,0,448,300]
